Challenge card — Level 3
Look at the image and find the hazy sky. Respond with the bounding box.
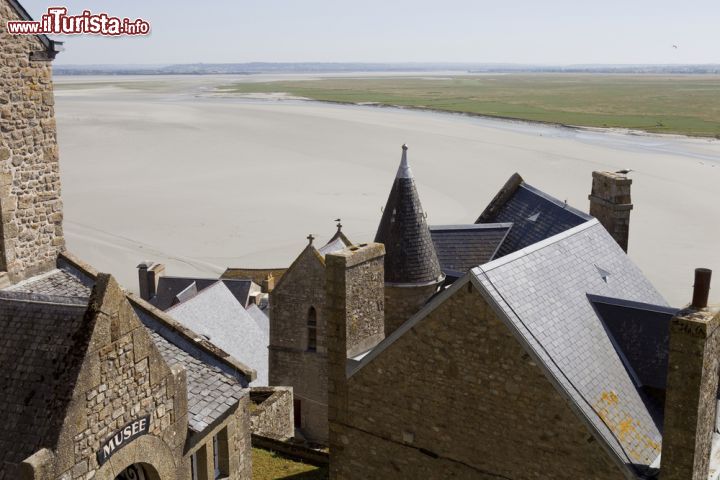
[21,0,720,65]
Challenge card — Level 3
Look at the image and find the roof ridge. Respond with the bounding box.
[475,219,600,273]
[430,223,513,231]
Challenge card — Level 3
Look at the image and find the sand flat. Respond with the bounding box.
[53,74,720,306]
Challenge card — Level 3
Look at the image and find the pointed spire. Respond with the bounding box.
[375,145,442,285]
[396,144,413,179]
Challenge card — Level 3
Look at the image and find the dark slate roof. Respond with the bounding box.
[6,268,93,297]
[590,295,678,390]
[473,219,667,471]
[148,330,246,432]
[430,224,511,278]
[476,174,592,258]
[166,282,269,386]
[374,145,443,285]
[152,277,253,311]
[0,291,90,472]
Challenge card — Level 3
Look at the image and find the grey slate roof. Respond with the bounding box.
[246,303,269,336]
[477,177,592,258]
[6,268,93,297]
[166,282,269,386]
[589,295,678,390]
[152,277,253,310]
[0,291,90,472]
[472,219,667,471]
[375,145,443,285]
[147,330,246,432]
[318,237,348,257]
[430,224,511,279]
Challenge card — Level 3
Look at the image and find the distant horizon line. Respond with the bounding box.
[54,61,720,67]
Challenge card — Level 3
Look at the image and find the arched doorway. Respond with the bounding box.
[114,463,156,480]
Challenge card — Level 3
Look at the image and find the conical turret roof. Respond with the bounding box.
[375,145,443,285]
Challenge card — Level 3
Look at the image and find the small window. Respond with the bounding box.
[191,452,198,480]
[307,307,317,352]
[213,435,220,479]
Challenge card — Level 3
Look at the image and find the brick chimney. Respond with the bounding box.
[137,261,165,301]
[588,171,633,252]
[325,243,385,476]
[661,269,719,480]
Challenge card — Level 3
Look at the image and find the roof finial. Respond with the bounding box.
[396,143,413,179]
[334,218,342,231]
[307,234,315,245]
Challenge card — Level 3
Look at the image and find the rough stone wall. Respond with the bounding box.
[588,171,632,253]
[660,309,720,480]
[230,396,253,480]
[332,282,626,480]
[54,275,187,480]
[384,281,440,338]
[269,245,328,443]
[249,387,294,441]
[0,2,65,282]
[325,244,386,479]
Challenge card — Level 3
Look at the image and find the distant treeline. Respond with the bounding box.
[53,62,720,76]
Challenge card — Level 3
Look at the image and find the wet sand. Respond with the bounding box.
[53,74,720,306]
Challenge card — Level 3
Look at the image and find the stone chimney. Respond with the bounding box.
[588,171,633,252]
[661,269,719,480]
[137,261,165,301]
[325,243,385,474]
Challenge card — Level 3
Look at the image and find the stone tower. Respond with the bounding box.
[588,171,633,252]
[0,3,65,284]
[375,145,444,336]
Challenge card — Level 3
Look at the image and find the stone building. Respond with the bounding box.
[375,144,444,336]
[0,2,257,478]
[268,225,385,444]
[323,158,719,478]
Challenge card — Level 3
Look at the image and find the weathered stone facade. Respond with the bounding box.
[383,281,441,338]
[249,386,295,441]
[0,0,65,283]
[269,245,329,443]
[328,279,627,479]
[660,306,720,480]
[589,171,633,253]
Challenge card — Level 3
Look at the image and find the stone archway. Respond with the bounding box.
[94,435,179,480]
[114,463,156,480]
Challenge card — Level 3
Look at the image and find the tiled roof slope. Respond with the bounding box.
[430,224,511,278]
[473,219,667,471]
[477,175,591,258]
[152,277,253,311]
[6,268,92,297]
[590,295,677,390]
[0,291,90,471]
[375,145,442,284]
[166,282,269,386]
[148,330,245,432]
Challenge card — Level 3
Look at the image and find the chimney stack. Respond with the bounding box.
[325,243,385,477]
[660,269,719,480]
[588,171,633,252]
[137,261,165,301]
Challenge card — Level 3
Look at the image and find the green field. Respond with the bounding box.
[219,74,720,137]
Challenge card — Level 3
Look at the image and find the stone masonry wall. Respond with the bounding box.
[250,387,294,441]
[230,396,253,480]
[588,171,632,253]
[660,309,720,480]
[269,245,328,443]
[54,275,187,480]
[332,282,626,480]
[384,281,440,338]
[0,1,65,282]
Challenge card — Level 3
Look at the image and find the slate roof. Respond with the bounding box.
[246,303,269,336]
[590,295,678,390]
[375,145,443,285]
[476,174,591,258]
[6,268,93,297]
[472,219,667,471]
[430,224,511,279]
[166,282,269,385]
[152,277,253,311]
[148,330,246,432]
[0,291,90,472]
[318,237,348,257]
